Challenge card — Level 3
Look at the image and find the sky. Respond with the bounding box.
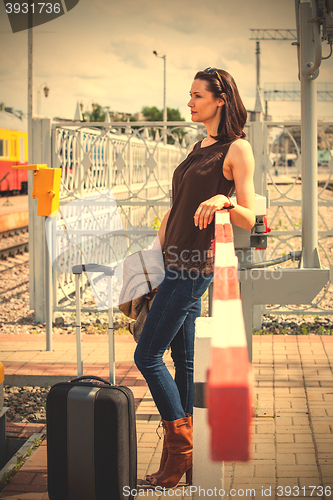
[0,0,332,123]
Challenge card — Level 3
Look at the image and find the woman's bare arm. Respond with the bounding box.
[194,139,255,231]
[227,139,256,230]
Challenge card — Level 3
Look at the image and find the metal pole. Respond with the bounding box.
[45,219,53,351]
[265,100,268,121]
[153,51,167,144]
[37,89,41,116]
[256,40,260,90]
[163,55,167,145]
[28,11,34,312]
[300,2,320,268]
[108,275,115,384]
[28,28,33,129]
[75,274,83,377]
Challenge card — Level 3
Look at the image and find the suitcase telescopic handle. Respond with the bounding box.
[72,264,115,276]
[71,375,112,385]
[73,264,115,384]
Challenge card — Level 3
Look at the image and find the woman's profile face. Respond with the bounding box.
[187,78,224,124]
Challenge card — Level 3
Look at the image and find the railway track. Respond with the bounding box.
[0,225,28,238]
[0,226,29,267]
[0,240,29,259]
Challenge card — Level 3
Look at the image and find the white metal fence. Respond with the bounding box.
[50,121,204,312]
[42,119,333,316]
[262,120,333,314]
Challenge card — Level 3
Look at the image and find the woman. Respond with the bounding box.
[134,68,255,488]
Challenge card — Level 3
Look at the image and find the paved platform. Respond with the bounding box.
[0,195,28,216]
[0,333,332,499]
[0,195,28,232]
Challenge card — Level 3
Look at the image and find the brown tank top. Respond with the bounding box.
[164,139,235,274]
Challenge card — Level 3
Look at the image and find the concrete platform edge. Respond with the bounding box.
[0,432,44,481]
[4,375,81,388]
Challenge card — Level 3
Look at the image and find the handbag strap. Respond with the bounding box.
[138,251,153,293]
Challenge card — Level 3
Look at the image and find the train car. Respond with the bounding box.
[0,108,28,195]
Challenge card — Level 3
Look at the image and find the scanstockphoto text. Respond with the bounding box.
[165,245,270,266]
[165,264,283,282]
[164,245,283,282]
[123,485,332,497]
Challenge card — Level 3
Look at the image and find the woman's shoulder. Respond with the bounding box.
[224,138,254,174]
[229,138,252,152]
[227,138,253,161]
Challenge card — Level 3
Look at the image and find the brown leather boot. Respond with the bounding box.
[149,416,192,489]
[146,421,168,481]
[146,414,193,482]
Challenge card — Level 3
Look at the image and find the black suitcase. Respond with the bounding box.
[46,264,137,500]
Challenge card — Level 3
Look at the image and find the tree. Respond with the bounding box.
[142,106,184,122]
[141,106,186,144]
[167,108,184,122]
[85,104,106,122]
[142,106,162,121]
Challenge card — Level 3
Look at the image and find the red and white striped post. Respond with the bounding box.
[207,211,252,462]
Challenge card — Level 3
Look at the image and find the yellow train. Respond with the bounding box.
[0,110,28,194]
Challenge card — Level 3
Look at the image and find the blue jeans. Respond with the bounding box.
[134,267,213,421]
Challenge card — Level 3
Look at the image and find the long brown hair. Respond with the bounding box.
[194,69,247,142]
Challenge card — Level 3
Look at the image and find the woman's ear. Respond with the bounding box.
[217,93,226,107]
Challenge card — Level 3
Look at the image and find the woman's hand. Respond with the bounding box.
[194,195,232,230]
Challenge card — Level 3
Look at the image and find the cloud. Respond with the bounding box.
[1,0,331,120]
[108,35,154,69]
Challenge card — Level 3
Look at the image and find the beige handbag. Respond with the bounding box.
[118,251,160,342]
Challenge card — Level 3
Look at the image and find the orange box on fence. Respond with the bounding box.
[13,164,61,217]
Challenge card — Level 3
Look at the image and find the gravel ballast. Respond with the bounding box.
[3,386,48,424]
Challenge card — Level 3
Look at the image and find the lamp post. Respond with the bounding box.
[153,50,167,143]
[37,82,49,116]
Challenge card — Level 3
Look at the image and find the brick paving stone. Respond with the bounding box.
[275,416,293,425]
[30,475,47,487]
[307,392,325,401]
[4,485,46,493]
[9,473,37,486]
[0,494,44,499]
[276,444,315,453]
[137,452,153,464]
[295,453,317,465]
[253,491,274,500]
[277,425,312,434]
[275,398,293,409]
[312,423,332,434]
[320,464,333,478]
[276,465,320,477]
[298,477,326,488]
[233,463,255,478]
[278,497,317,500]
[254,464,276,477]
[290,400,308,410]
[1,334,332,499]
[294,434,314,443]
[276,434,295,443]
[255,443,275,455]
[139,434,161,444]
[276,478,298,487]
[276,453,296,465]
[255,422,275,434]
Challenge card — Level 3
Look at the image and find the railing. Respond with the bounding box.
[50,121,205,312]
[262,120,333,314]
[48,119,333,316]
